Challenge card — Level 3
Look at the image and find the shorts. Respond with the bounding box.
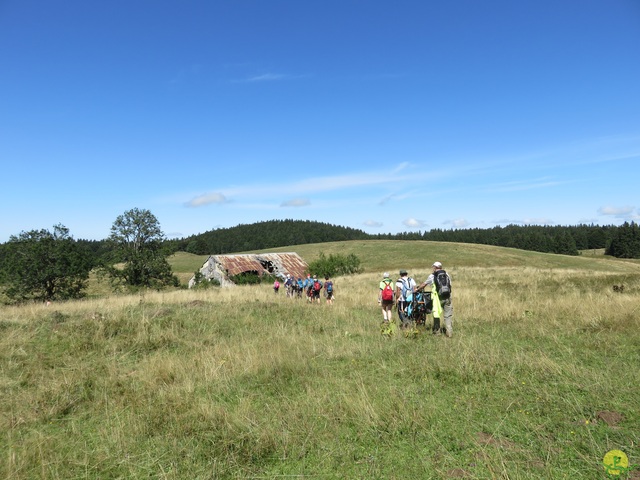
[381,299,394,308]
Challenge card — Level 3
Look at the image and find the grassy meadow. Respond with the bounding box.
[2,241,639,479]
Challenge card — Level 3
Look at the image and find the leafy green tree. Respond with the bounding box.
[106,208,179,288]
[308,252,362,278]
[0,224,92,303]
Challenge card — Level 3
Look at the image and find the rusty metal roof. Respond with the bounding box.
[210,252,308,280]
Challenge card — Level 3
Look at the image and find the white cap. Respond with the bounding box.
[383,272,389,277]
[432,261,442,268]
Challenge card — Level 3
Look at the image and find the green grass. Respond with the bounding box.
[171,241,640,282]
[2,240,640,479]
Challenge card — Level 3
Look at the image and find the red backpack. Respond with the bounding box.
[381,281,394,301]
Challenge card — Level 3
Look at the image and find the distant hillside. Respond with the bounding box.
[171,219,370,255]
[169,239,640,281]
[168,220,635,258]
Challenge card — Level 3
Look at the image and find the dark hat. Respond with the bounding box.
[399,269,407,275]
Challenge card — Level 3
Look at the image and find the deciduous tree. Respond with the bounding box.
[106,208,178,288]
[0,224,92,302]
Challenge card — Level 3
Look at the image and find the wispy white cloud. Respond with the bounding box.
[522,218,555,225]
[281,198,310,207]
[236,73,310,83]
[184,164,437,208]
[483,177,568,193]
[245,73,287,82]
[444,218,470,228]
[598,205,635,216]
[403,218,427,229]
[492,218,555,226]
[394,161,410,173]
[378,188,420,205]
[364,220,383,227]
[185,192,229,207]
[378,194,396,206]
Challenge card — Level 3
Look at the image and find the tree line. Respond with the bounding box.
[169,220,638,258]
[1,216,639,304]
[170,219,371,255]
[0,208,177,304]
[375,223,618,256]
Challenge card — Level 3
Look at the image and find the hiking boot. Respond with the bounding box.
[445,330,452,338]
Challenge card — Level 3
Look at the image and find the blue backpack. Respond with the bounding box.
[400,277,414,300]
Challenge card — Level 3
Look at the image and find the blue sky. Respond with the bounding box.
[1,0,639,242]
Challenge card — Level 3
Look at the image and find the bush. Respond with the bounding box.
[308,252,362,278]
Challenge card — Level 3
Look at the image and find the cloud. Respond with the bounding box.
[598,205,635,216]
[484,177,567,193]
[185,192,229,207]
[444,218,470,229]
[403,218,427,229]
[363,220,383,227]
[238,73,310,83]
[492,218,555,226]
[202,165,428,200]
[378,194,396,205]
[522,218,555,225]
[245,73,287,82]
[393,162,410,173]
[281,198,310,207]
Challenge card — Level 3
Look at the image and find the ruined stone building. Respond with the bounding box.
[188,252,309,288]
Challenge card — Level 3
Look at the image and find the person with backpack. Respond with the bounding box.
[273,279,280,294]
[303,274,313,302]
[284,274,294,298]
[396,269,416,329]
[324,275,334,304]
[311,275,323,304]
[378,272,395,324]
[415,261,453,337]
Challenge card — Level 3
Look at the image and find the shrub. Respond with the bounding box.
[308,252,362,278]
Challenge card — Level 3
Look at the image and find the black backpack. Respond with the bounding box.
[433,270,451,299]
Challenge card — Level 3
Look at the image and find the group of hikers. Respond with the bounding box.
[378,261,454,337]
[268,261,454,335]
[273,274,334,304]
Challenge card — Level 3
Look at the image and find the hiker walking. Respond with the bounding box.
[303,274,313,302]
[311,275,323,304]
[273,278,280,294]
[296,277,304,298]
[324,275,334,305]
[378,272,395,324]
[415,261,453,337]
[284,274,294,298]
[396,269,416,329]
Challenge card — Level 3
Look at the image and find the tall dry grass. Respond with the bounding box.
[2,261,639,479]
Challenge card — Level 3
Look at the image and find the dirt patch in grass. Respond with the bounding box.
[596,410,624,427]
